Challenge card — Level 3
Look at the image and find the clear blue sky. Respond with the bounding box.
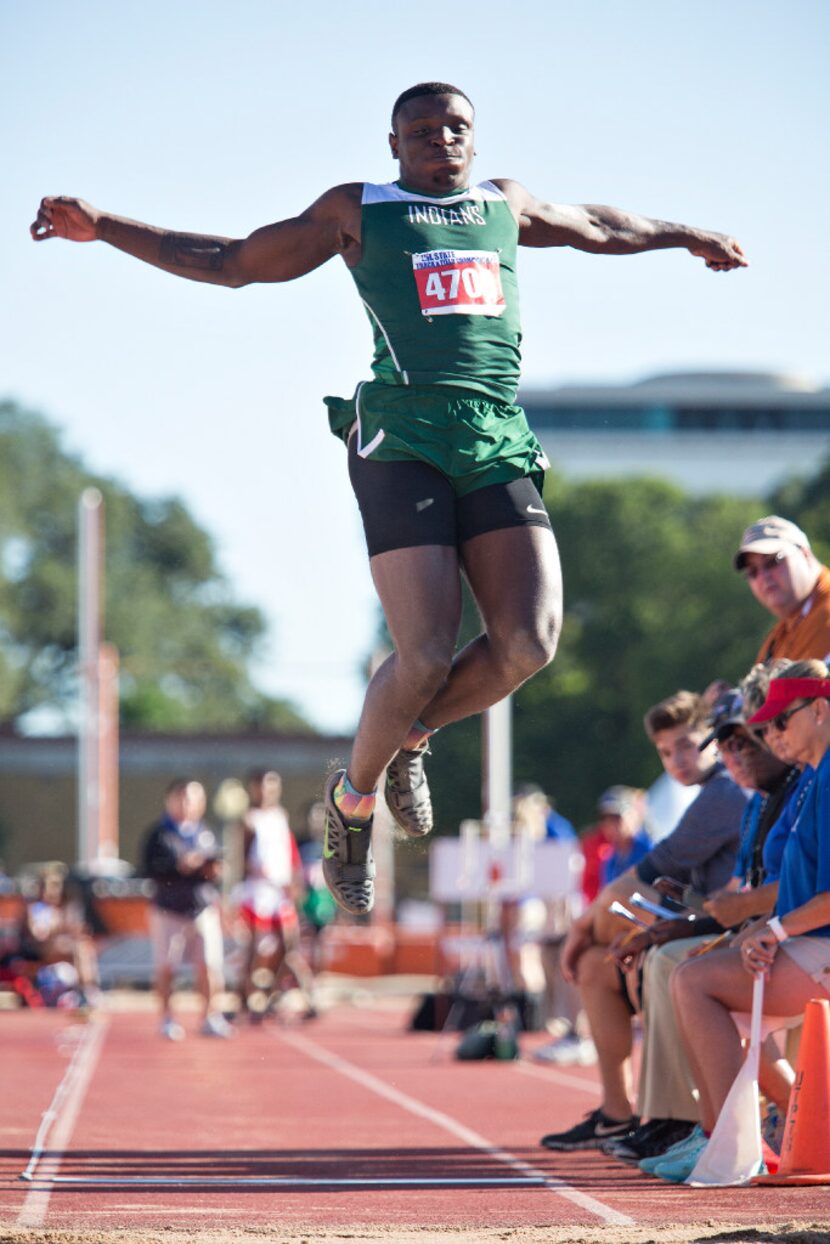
[3,0,828,732]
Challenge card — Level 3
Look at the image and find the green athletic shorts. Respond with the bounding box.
[324,380,549,497]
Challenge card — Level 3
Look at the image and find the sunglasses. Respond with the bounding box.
[741,550,787,581]
[756,700,813,737]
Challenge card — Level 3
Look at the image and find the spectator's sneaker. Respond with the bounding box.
[762,1102,785,1155]
[540,1108,638,1151]
[533,1033,598,1066]
[322,769,375,914]
[639,1125,705,1174]
[650,1129,709,1182]
[200,1012,234,1038]
[603,1117,695,1163]
[385,744,433,838]
[159,1017,185,1041]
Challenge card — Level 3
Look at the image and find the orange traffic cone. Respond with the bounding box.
[754,996,830,1185]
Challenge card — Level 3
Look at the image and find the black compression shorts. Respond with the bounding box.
[348,437,553,558]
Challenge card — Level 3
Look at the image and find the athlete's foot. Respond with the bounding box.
[322,769,375,915]
[385,743,433,838]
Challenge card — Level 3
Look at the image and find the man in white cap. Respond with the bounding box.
[735,515,830,664]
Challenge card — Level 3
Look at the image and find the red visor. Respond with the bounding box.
[747,677,830,725]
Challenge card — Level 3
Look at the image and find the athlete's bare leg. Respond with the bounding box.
[347,525,561,793]
[347,544,463,793]
[423,524,562,726]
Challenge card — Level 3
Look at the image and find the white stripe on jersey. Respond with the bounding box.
[361,181,506,206]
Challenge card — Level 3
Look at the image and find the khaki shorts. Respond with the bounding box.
[149,905,224,978]
[781,934,830,993]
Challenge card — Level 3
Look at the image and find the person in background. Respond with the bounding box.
[142,778,231,1040]
[665,659,830,1183]
[595,786,652,886]
[604,678,800,1168]
[539,689,746,1151]
[235,770,316,1019]
[735,516,830,665]
[12,867,99,1008]
[296,799,337,974]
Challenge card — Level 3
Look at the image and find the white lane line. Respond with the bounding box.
[277,1028,633,1227]
[30,1176,545,1188]
[17,1017,109,1226]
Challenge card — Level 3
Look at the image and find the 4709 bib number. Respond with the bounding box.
[412,249,506,317]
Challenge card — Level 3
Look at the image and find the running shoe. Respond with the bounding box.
[533,1033,597,1066]
[322,769,375,915]
[602,1117,695,1162]
[638,1125,705,1174]
[649,1129,709,1182]
[200,1012,234,1038]
[540,1108,638,1151]
[762,1102,785,1155]
[385,743,433,837]
[159,1017,185,1041]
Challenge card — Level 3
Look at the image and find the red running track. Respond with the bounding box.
[1,998,828,1235]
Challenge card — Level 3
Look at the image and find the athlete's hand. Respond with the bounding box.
[688,231,748,271]
[31,196,100,243]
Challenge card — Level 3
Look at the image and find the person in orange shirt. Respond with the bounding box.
[736,516,830,664]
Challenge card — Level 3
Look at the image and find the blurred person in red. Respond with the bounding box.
[235,770,316,1020]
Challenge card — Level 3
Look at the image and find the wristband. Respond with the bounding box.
[767,916,789,943]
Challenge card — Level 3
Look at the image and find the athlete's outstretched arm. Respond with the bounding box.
[495,179,747,271]
[29,186,362,287]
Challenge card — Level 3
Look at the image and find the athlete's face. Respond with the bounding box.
[389,94,475,193]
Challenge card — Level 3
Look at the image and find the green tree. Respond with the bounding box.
[766,458,830,564]
[0,400,310,732]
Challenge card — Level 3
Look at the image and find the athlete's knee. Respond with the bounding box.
[396,643,454,702]
[669,957,700,1009]
[575,946,610,991]
[496,616,560,686]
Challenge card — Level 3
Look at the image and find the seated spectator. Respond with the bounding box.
[539,689,746,1151]
[666,659,830,1182]
[605,675,802,1165]
[595,786,651,886]
[509,787,587,1066]
[534,787,648,1068]
[735,516,830,665]
[13,867,98,1007]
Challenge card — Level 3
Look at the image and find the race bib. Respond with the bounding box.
[412,249,506,317]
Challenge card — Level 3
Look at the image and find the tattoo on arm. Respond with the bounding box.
[160,233,227,271]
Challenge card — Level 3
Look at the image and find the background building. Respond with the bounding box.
[0,730,352,873]
[522,371,830,494]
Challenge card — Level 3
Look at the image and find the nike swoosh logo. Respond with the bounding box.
[594,1121,629,1137]
[526,504,547,515]
[416,498,435,512]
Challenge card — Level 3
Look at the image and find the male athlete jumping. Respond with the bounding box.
[32,83,747,916]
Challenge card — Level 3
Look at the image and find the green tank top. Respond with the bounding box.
[349,180,522,405]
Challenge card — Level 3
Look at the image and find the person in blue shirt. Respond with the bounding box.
[670,659,830,1172]
[595,786,652,887]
